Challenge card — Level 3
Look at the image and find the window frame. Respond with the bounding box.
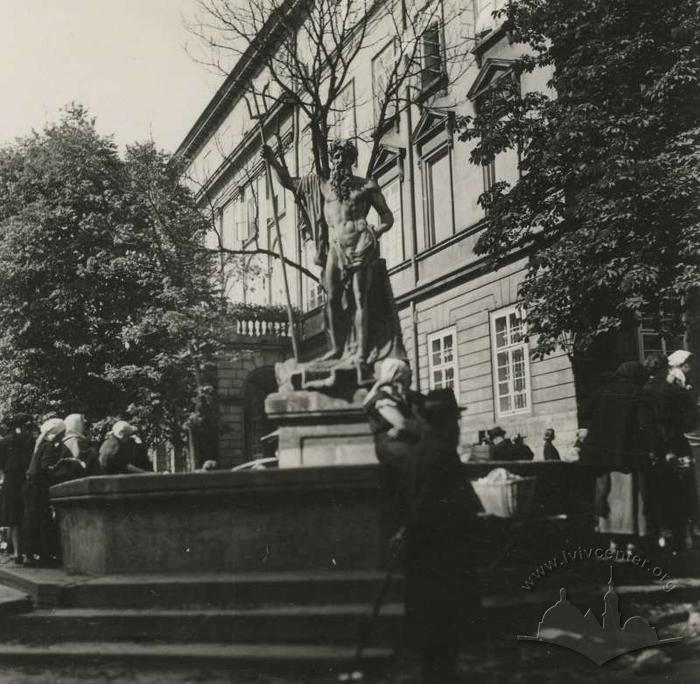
[637,314,688,362]
[490,305,532,418]
[332,79,357,142]
[371,39,398,127]
[421,21,445,92]
[427,326,460,400]
[378,173,405,269]
[422,143,455,248]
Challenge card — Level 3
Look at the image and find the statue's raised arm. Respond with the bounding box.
[260,145,300,194]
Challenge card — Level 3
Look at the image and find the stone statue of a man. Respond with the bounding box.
[262,139,395,363]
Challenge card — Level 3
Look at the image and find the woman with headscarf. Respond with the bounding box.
[0,414,35,564]
[63,414,101,476]
[583,361,651,556]
[99,421,150,474]
[364,358,424,471]
[22,417,85,565]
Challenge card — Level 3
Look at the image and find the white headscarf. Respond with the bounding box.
[667,349,693,388]
[111,420,141,443]
[364,358,412,407]
[63,414,86,459]
[35,418,66,450]
[27,418,66,477]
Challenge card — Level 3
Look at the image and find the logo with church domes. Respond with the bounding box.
[517,568,682,665]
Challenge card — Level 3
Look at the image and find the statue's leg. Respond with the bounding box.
[352,264,373,363]
[322,249,344,360]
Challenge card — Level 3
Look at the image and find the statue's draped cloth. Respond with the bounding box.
[296,173,407,366]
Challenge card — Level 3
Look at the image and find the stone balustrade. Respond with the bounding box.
[233,316,290,337]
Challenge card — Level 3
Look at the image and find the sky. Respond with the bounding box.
[0,0,224,153]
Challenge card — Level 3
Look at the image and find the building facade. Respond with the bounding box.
[177,0,694,463]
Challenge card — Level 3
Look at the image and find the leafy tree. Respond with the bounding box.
[460,0,699,357]
[0,106,221,461]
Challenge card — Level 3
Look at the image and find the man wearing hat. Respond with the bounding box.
[488,425,518,461]
[400,388,480,684]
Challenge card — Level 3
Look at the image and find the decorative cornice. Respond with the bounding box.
[410,108,455,147]
[368,144,405,181]
[176,0,302,162]
[467,57,514,101]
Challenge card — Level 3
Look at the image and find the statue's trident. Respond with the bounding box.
[244,89,299,361]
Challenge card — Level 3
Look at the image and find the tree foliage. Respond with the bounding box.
[0,106,221,450]
[460,0,700,356]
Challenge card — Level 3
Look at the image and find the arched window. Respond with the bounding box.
[244,367,278,460]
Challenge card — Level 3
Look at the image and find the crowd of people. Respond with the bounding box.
[0,414,150,567]
[583,349,698,555]
[363,349,698,684]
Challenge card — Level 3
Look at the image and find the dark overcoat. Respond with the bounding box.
[0,432,34,526]
[400,429,481,650]
[582,362,649,472]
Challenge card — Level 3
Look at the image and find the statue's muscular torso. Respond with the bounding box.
[320,176,380,250]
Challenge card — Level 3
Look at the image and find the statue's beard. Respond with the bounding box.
[330,162,353,202]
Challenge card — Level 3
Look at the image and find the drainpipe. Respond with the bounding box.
[405,85,419,287]
[405,85,421,391]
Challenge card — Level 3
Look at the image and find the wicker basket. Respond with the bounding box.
[472,474,536,518]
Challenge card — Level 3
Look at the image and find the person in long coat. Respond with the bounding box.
[400,388,480,684]
[0,414,35,563]
[583,361,650,553]
[641,351,697,550]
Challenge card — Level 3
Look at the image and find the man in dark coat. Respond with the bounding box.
[640,354,698,549]
[401,388,480,684]
[0,414,34,563]
[488,426,518,461]
[582,361,650,544]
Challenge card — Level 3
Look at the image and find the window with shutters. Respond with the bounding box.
[490,306,531,417]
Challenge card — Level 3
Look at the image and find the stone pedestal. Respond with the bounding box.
[265,390,375,468]
[50,467,397,575]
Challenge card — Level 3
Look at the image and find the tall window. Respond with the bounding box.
[380,177,404,268]
[220,199,237,248]
[490,306,531,417]
[333,80,356,141]
[372,41,397,125]
[266,174,285,223]
[638,317,686,361]
[245,187,258,241]
[428,327,459,397]
[300,126,314,175]
[421,23,443,90]
[425,148,454,246]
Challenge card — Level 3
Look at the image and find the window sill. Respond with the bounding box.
[416,218,487,262]
[415,73,448,104]
[495,406,532,419]
[471,24,509,59]
[372,115,399,139]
